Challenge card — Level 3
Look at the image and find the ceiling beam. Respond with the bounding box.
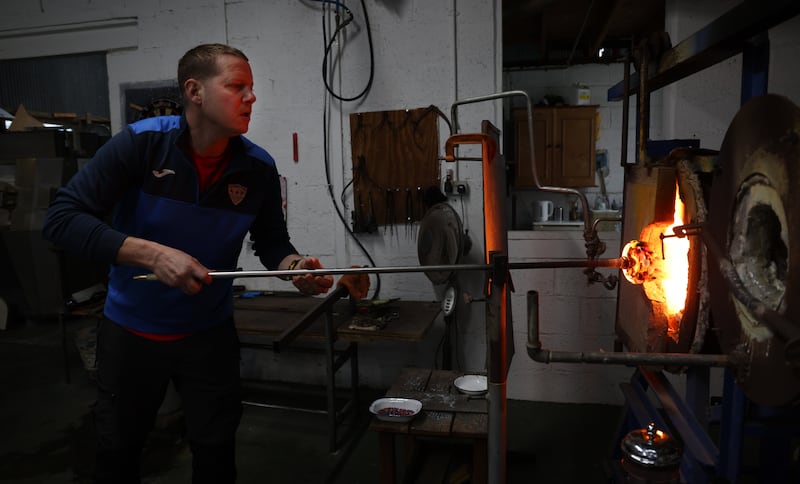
[589,0,624,56]
[607,0,800,100]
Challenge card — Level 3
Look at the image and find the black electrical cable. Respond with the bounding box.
[340,177,354,208]
[321,0,374,102]
[424,104,453,134]
[320,3,381,299]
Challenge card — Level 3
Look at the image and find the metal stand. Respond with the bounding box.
[240,285,361,455]
[444,121,511,484]
[717,369,800,483]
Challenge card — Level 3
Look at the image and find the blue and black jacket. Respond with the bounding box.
[43,115,298,334]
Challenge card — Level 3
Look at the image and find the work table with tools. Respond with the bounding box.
[233,291,441,345]
[232,289,443,453]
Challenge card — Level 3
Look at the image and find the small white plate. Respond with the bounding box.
[369,397,422,422]
[454,374,488,396]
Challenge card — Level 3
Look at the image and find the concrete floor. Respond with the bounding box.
[0,316,624,484]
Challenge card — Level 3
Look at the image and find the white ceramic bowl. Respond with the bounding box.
[454,374,488,396]
[369,397,422,422]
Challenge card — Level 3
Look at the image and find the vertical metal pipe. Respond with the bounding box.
[486,253,508,484]
[637,44,650,166]
[527,290,541,351]
[481,124,509,484]
[621,55,630,166]
[740,33,770,104]
[443,125,510,483]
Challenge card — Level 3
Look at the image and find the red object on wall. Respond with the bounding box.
[292,132,298,162]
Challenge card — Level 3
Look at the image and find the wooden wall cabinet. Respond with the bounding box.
[512,105,597,188]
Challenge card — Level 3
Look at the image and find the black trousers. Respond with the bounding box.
[93,318,242,484]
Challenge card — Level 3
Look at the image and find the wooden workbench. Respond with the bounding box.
[233,292,441,344]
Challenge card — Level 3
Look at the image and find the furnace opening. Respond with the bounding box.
[621,187,690,312]
[619,182,695,345]
[729,176,788,312]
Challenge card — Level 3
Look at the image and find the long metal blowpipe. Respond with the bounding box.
[132,258,630,281]
[132,263,490,281]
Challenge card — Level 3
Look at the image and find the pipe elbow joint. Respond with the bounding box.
[526,343,550,363]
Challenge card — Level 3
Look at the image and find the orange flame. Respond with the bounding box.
[661,188,689,316]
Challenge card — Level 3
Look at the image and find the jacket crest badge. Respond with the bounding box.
[228,184,247,205]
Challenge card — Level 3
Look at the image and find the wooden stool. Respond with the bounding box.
[369,367,488,484]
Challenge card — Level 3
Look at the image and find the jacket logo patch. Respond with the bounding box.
[228,184,247,205]
[152,169,176,178]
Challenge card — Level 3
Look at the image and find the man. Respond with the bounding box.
[43,43,338,483]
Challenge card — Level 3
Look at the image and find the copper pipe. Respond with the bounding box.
[592,216,622,233]
[529,347,733,367]
[526,290,733,367]
[637,43,650,166]
[448,91,595,242]
[621,55,631,166]
[511,258,629,270]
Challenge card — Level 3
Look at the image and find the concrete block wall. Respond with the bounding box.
[506,231,631,404]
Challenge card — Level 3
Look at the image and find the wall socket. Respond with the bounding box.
[444,179,469,195]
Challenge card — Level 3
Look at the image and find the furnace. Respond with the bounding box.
[616,156,710,359]
[615,94,800,407]
[707,94,800,407]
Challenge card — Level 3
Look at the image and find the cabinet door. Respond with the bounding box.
[513,106,596,188]
[513,108,551,188]
[532,110,552,186]
[553,107,596,187]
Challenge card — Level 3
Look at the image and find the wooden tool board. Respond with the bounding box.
[349,107,440,233]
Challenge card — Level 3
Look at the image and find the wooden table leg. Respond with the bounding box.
[377,431,396,484]
[473,437,488,484]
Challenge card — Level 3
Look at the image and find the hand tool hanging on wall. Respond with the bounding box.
[416,185,424,221]
[353,189,365,233]
[366,191,378,233]
[395,188,401,234]
[384,188,394,235]
[405,188,413,239]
